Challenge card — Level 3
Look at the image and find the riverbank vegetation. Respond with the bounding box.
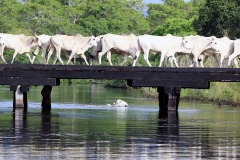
[1,0,240,106]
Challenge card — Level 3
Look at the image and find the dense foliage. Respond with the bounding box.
[196,0,240,38]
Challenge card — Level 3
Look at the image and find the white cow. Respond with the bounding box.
[32,34,52,64]
[181,35,218,67]
[205,37,235,68]
[227,39,240,68]
[89,35,135,66]
[138,34,191,67]
[95,34,140,66]
[47,34,97,65]
[0,35,6,63]
[0,33,39,64]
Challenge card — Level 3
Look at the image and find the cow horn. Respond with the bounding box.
[34,31,38,37]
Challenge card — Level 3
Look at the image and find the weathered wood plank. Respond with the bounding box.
[128,79,210,89]
[0,64,240,88]
[0,77,58,85]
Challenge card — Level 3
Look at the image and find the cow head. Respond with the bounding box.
[89,35,97,47]
[30,36,40,47]
[208,36,220,53]
[182,37,192,50]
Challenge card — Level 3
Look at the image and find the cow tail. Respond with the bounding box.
[48,37,53,52]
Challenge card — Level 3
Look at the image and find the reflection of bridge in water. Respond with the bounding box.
[8,109,237,159]
[1,64,240,112]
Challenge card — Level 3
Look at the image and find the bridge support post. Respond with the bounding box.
[41,85,52,112]
[157,87,181,111]
[10,85,29,112]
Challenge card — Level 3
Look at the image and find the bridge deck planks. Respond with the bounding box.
[0,64,240,87]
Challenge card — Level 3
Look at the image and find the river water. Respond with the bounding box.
[0,84,240,159]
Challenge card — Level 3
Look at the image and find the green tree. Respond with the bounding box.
[147,0,198,35]
[79,0,149,35]
[151,18,196,36]
[0,0,25,33]
[196,0,240,38]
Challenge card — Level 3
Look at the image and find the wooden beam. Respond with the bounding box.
[0,78,58,85]
[41,85,52,111]
[128,79,210,89]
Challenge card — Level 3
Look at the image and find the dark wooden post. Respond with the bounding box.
[10,85,29,112]
[157,87,181,111]
[41,85,53,111]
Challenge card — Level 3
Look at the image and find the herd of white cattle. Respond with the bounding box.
[0,33,239,68]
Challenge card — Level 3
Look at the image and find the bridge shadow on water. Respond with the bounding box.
[5,108,236,159]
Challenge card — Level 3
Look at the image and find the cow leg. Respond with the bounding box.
[80,54,89,65]
[197,54,204,67]
[167,57,173,67]
[66,51,75,65]
[228,53,236,67]
[189,54,199,67]
[98,48,110,65]
[46,47,55,64]
[54,47,64,65]
[117,54,121,66]
[212,54,220,67]
[11,50,19,64]
[32,46,39,64]
[53,56,58,65]
[106,51,113,66]
[131,50,140,67]
[177,53,183,67]
[195,56,199,67]
[143,49,151,67]
[120,55,128,66]
[25,53,34,64]
[41,46,48,64]
[159,51,167,67]
[31,55,37,64]
[200,55,207,68]
[171,56,179,68]
[57,52,64,65]
[233,57,239,68]
[0,45,7,64]
[0,53,7,64]
[219,55,225,68]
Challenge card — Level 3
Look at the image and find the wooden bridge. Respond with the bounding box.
[1,64,240,112]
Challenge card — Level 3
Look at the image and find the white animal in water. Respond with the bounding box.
[106,99,128,107]
[114,99,128,107]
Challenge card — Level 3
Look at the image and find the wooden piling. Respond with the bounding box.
[158,87,181,111]
[41,85,52,111]
[10,85,29,112]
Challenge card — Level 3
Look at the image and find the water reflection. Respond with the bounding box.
[12,109,28,140]
[158,111,179,142]
[0,85,240,159]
